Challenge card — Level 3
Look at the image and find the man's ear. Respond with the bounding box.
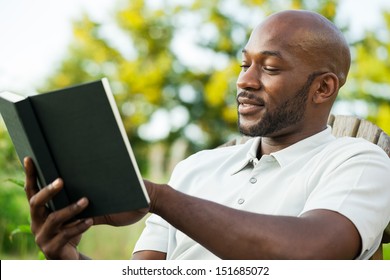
[312,73,339,104]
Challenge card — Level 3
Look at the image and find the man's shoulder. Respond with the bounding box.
[328,136,386,152]
[322,136,390,163]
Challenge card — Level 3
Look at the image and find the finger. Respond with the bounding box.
[24,157,39,200]
[58,218,93,241]
[41,197,90,232]
[29,179,64,225]
[93,215,108,225]
[37,218,93,259]
[29,178,63,210]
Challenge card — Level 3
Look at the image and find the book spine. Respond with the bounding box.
[0,98,69,211]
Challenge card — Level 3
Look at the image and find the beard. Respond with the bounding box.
[237,72,318,137]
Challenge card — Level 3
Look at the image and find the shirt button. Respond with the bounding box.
[238,198,245,204]
[249,177,257,184]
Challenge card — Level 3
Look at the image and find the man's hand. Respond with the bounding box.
[24,157,93,259]
[24,157,152,259]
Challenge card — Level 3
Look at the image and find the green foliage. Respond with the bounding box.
[6,178,24,188]
[10,225,32,241]
[0,174,38,257]
[341,10,390,133]
[384,243,390,260]
[0,122,21,173]
[0,125,40,259]
[1,0,390,259]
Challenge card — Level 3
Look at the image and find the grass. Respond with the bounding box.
[0,216,148,260]
[78,218,147,259]
[383,243,390,260]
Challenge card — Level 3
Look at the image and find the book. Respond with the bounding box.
[0,78,150,219]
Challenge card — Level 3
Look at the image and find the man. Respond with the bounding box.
[24,10,390,260]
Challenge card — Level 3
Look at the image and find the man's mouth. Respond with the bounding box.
[237,96,264,115]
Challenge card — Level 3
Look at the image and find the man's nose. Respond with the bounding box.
[236,66,262,91]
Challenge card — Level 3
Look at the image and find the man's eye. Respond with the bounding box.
[240,65,249,72]
[263,66,279,73]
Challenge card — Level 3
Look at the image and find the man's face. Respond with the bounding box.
[237,74,314,137]
[236,21,316,138]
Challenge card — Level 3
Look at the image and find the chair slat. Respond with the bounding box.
[377,131,390,157]
[331,115,360,137]
[377,131,390,243]
[356,119,382,144]
[327,114,335,127]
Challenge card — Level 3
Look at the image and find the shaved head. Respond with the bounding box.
[252,10,350,87]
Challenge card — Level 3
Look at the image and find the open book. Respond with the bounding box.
[0,78,149,219]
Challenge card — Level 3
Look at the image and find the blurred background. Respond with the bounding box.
[0,0,389,259]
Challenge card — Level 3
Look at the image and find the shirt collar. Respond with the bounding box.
[230,126,335,175]
[230,137,261,175]
[272,126,334,167]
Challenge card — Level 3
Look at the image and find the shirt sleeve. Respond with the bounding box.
[132,213,170,255]
[132,158,188,256]
[300,139,390,259]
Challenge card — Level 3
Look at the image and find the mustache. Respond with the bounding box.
[236,90,265,105]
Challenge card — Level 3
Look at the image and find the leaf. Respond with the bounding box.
[9,224,32,242]
[5,178,25,188]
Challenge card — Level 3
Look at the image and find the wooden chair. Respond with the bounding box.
[221,114,390,259]
[327,114,390,260]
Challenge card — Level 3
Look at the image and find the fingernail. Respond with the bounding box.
[77,197,88,207]
[48,179,61,190]
[84,218,93,226]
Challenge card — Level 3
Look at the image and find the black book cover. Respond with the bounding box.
[0,78,149,218]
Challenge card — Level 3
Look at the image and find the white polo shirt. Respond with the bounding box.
[134,127,390,259]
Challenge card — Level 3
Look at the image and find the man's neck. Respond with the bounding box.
[258,137,294,158]
[257,125,327,158]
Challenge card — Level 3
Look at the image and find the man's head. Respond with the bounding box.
[236,10,350,138]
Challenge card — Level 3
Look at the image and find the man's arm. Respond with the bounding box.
[148,183,361,259]
[132,250,166,260]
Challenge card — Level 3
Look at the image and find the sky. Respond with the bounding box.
[0,0,115,93]
[0,0,390,95]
